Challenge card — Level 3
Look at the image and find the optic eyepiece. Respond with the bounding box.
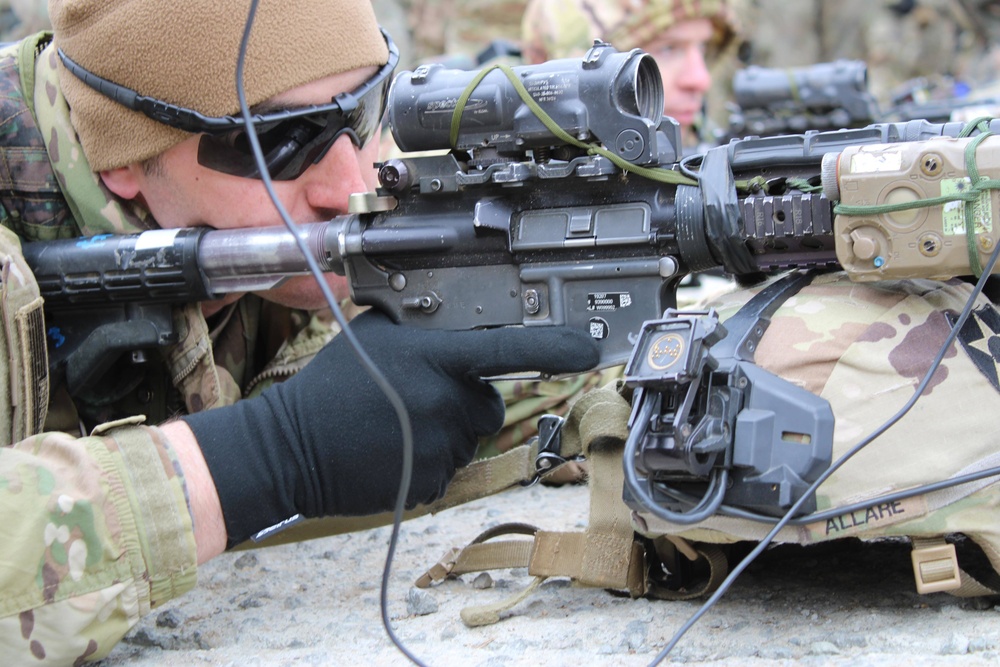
[620,53,664,123]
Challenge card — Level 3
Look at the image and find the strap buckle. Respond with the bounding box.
[911,538,962,594]
[522,414,581,486]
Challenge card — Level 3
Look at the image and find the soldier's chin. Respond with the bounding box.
[667,110,695,127]
[255,274,349,311]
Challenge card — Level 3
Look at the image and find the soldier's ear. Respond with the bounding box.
[99,166,141,200]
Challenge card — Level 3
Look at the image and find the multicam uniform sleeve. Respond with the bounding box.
[0,421,198,664]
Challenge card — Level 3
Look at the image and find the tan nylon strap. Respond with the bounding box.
[576,384,646,595]
[528,530,643,592]
[911,537,1000,598]
[430,441,540,511]
[415,542,536,588]
[427,383,648,627]
[559,380,632,457]
[522,383,645,592]
[528,531,587,577]
[239,441,542,549]
[10,296,48,441]
[416,523,540,587]
[414,547,463,589]
[664,534,701,562]
[952,571,1000,597]
[454,541,535,573]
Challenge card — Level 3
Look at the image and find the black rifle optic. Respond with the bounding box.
[722,59,881,142]
[21,42,1000,519]
[722,59,1000,141]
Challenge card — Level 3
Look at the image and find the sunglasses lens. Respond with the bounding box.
[196,72,389,180]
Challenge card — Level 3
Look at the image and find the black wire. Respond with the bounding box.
[678,153,705,181]
[721,464,1000,525]
[658,464,1000,525]
[622,394,729,524]
[235,4,426,666]
[647,237,1000,666]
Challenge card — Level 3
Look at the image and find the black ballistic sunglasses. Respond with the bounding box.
[58,29,399,181]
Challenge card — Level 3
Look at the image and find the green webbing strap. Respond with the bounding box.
[449,63,697,187]
[833,117,1000,278]
[785,177,823,194]
[16,31,52,124]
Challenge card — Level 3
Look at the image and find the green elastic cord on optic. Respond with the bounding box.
[833,116,1000,278]
[785,69,802,105]
[449,63,697,186]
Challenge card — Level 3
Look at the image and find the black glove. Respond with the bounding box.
[182,310,600,547]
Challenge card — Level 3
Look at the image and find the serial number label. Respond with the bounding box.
[587,292,633,311]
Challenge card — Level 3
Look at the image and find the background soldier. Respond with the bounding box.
[735,0,1000,110]
[0,0,50,42]
[396,0,528,68]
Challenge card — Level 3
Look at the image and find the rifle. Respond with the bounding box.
[882,75,1000,124]
[22,42,1000,517]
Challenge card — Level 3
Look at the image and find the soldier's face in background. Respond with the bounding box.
[99,66,382,313]
[641,18,714,128]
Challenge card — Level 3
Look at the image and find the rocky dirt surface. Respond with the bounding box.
[96,481,1000,667]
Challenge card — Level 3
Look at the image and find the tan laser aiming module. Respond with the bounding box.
[822,135,1000,281]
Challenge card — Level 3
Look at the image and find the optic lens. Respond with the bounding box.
[630,54,664,124]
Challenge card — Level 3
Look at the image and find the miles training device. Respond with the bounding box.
[22,39,1000,662]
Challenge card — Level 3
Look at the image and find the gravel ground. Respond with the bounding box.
[96,482,1000,667]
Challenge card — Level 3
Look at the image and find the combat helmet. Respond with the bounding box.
[520,0,738,63]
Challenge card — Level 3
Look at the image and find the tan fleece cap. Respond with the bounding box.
[50,0,389,171]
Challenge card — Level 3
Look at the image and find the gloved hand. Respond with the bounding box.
[182,310,600,547]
